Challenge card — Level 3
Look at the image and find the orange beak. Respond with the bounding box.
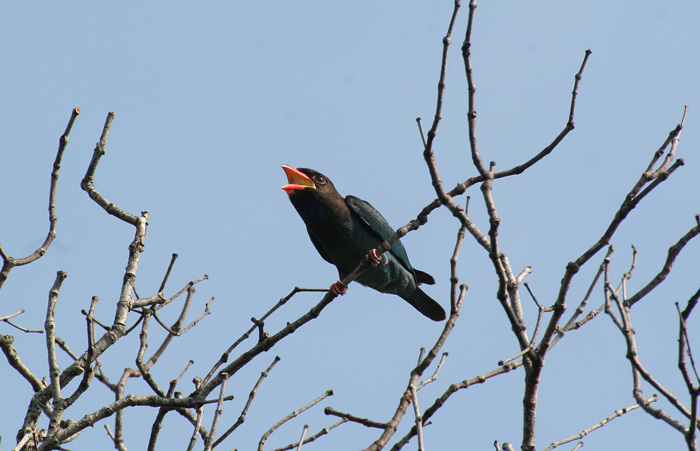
[281,165,316,194]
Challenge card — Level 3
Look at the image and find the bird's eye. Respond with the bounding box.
[314,175,327,185]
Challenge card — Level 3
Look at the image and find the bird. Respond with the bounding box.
[281,165,446,321]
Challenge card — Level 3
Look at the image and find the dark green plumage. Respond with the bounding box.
[282,165,446,321]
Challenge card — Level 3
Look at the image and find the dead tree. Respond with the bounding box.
[1,2,697,451]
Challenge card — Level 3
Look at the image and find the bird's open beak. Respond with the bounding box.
[281,165,316,194]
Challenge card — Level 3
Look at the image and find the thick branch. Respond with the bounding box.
[45,271,68,438]
[80,112,138,225]
[38,394,222,450]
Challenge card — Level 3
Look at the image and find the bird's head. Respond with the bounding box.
[281,165,338,196]
[281,165,347,222]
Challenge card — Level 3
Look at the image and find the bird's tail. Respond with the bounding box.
[402,288,446,321]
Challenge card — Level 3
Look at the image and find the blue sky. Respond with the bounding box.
[1,2,699,450]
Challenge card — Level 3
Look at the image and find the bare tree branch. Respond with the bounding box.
[625,223,699,307]
[542,395,658,451]
[258,389,334,451]
[212,356,282,448]
[409,384,425,451]
[0,334,44,392]
[37,393,226,451]
[604,260,691,435]
[1,4,696,450]
[16,114,159,449]
[0,310,42,333]
[185,406,205,451]
[0,108,79,290]
[364,287,466,451]
[147,391,173,451]
[79,112,138,225]
[204,372,230,451]
[272,419,348,451]
[201,286,326,387]
[678,292,700,451]
[296,425,309,451]
[417,352,448,390]
[551,246,615,348]
[45,271,67,440]
[390,361,522,451]
[324,408,389,429]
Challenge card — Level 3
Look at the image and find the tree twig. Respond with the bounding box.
[543,395,657,451]
[390,360,521,451]
[1,309,43,333]
[409,384,425,451]
[271,419,349,451]
[324,407,389,429]
[212,356,282,448]
[204,372,230,451]
[258,390,334,451]
[0,108,79,289]
[365,287,466,451]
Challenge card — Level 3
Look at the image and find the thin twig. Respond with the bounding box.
[498,282,553,366]
[271,419,349,451]
[543,395,658,451]
[157,274,209,310]
[366,287,466,451]
[185,406,205,451]
[324,407,389,429]
[1,310,43,333]
[391,360,521,451]
[148,361,195,451]
[136,311,166,397]
[524,282,552,343]
[0,108,80,289]
[296,425,309,451]
[409,384,424,451]
[205,373,230,451]
[258,390,334,451]
[152,295,213,338]
[159,253,178,293]
[677,302,700,385]
[626,223,699,307]
[552,246,615,347]
[1,309,24,322]
[677,295,700,450]
[212,356,282,448]
[418,352,448,390]
[450,196,468,313]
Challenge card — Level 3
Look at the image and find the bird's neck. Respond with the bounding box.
[292,193,352,234]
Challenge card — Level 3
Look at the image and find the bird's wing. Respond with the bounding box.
[345,195,413,271]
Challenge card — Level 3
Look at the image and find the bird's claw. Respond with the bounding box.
[365,249,387,267]
[331,280,347,295]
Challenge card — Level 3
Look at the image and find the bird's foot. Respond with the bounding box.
[365,249,387,266]
[330,280,347,296]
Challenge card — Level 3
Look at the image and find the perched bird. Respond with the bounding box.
[281,165,446,321]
